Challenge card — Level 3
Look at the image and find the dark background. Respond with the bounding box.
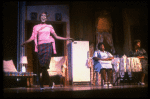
[2,1,18,66]
[2,1,148,67]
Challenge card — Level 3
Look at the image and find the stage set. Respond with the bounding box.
[3,1,148,98]
[3,41,148,98]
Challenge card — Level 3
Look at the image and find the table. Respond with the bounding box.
[87,57,142,85]
[112,57,142,85]
[4,72,36,87]
[112,57,142,73]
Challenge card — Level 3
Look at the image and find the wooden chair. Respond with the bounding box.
[47,56,67,87]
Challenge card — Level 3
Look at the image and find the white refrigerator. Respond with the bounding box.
[68,41,90,84]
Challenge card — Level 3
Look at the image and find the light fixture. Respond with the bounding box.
[20,56,28,72]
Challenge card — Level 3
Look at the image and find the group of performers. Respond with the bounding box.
[21,12,148,89]
[93,40,148,87]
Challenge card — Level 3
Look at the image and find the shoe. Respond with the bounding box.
[138,82,145,86]
[140,82,145,86]
[103,84,108,87]
[40,84,44,88]
[108,83,113,87]
[49,82,55,89]
[52,82,55,89]
[51,85,54,89]
[40,86,45,90]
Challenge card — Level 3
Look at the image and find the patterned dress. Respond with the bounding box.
[129,48,148,74]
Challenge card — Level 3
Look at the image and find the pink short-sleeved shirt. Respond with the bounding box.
[29,23,57,54]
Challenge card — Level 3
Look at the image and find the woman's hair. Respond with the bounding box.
[134,39,141,46]
[98,42,104,50]
[39,12,48,20]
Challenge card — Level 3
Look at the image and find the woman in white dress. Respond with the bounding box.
[93,42,114,87]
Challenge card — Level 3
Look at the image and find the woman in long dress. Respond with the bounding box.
[21,12,73,88]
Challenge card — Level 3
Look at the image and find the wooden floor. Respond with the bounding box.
[3,84,148,98]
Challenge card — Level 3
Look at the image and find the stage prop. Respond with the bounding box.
[68,41,90,85]
[3,59,36,88]
[19,56,28,72]
[87,55,142,86]
[47,56,67,86]
[112,56,142,85]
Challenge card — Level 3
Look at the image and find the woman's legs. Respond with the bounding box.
[107,69,112,83]
[38,67,50,88]
[141,72,145,83]
[101,69,107,83]
[38,43,53,88]
[101,69,112,82]
[101,68,113,86]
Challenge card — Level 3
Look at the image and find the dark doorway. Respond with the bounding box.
[130,25,148,53]
[111,8,124,55]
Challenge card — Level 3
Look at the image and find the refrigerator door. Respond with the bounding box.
[71,41,90,82]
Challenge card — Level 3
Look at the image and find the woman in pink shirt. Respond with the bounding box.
[22,12,73,89]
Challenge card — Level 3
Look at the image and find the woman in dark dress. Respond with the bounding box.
[129,40,148,85]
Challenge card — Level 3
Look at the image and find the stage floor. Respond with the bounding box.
[3,84,148,98]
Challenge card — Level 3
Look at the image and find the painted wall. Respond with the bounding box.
[2,1,18,67]
[26,5,70,37]
[3,1,147,86]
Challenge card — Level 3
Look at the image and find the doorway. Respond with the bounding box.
[130,25,148,52]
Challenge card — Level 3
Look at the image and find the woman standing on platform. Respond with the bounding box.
[93,42,114,87]
[21,12,73,89]
[129,40,148,85]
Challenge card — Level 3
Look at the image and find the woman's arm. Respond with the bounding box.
[105,57,114,60]
[21,26,37,47]
[51,31,73,41]
[21,39,33,46]
[93,57,114,61]
[135,49,147,59]
[93,57,101,61]
[101,57,114,61]
[137,56,145,59]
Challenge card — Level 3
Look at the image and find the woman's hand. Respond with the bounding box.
[51,32,74,41]
[101,57,114,61]
[93,57,114,61]
[21,42,25,47]
[20,39,33,47]
[67,37,74,42]
[101,58,110,61]
[137,56,145,59]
